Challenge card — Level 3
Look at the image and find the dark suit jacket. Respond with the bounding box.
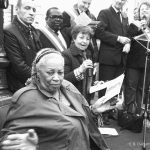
[95,6,129,66]
[4,16,42,93]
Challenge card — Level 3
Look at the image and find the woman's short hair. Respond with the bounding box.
[71,25,94,40]
[30,48,62,82]
[25,48,63,85]
[34,48,62,65]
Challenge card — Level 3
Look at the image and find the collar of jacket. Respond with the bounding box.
[111,5,121,14]
[12,16,42,50]
[12,79,89,117]
[69,43,87,57]
[13,79,88,106]
[13,16,32,35]
[46,24,59,35]
[110,6,127,19]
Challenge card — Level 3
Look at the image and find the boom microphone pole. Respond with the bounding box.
[139,28,150,150]
[134,20,150,150]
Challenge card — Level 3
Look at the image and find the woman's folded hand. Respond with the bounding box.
[1,129,38,150]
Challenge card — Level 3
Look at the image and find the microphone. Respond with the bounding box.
[87,68,93,77]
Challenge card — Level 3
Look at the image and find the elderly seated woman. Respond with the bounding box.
[0,48,116,150]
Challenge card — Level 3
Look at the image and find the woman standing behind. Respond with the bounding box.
[62,25,94,103]
[124,1,150,114]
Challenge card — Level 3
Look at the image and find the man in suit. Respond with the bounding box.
[39,7,71,52]
[95,0,130,124]
[4,0,43,93]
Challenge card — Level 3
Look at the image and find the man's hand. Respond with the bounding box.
[117,36,131,44]
[122,43,131,53]
[1,129,38,150]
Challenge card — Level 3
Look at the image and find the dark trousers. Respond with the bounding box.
[98,64,124,98]
[124,67,150,114]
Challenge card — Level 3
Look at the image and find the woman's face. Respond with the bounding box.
[37,54,64,94]
[73,32,90,51]
[140,4,150,20]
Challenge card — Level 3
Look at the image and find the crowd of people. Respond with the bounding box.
[0,0,150,150]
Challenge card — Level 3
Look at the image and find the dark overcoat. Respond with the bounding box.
[95,6,129,66]
[1,80,109,150]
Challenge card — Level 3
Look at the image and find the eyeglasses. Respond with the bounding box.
[49,15,63,20]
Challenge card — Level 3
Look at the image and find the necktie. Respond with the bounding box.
[28,26,34,39]
[117,11,122,23]
[28,26,37,50]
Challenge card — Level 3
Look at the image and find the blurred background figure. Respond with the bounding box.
[65,0,96,27]
[133,7,139,21]
[124,1,150,115]
[95,0,130,125]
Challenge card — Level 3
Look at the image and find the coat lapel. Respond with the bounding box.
[110,6,122,24]
[60,82,87,118]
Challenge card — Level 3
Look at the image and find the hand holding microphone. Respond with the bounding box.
[79,59,93,73]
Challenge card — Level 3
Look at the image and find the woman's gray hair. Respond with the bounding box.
[25,48,63,85]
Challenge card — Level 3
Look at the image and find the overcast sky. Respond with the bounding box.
[10,0,113,17]
[37,0,112,17]
[9,0,138,24]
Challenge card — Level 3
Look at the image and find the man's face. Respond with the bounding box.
[46,9,63,32]
[16,0,36,25]
[113,0,127,11]
[37,54,64,94]
[77,0,92,12]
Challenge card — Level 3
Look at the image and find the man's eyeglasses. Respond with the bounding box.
[49,15,63,20]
